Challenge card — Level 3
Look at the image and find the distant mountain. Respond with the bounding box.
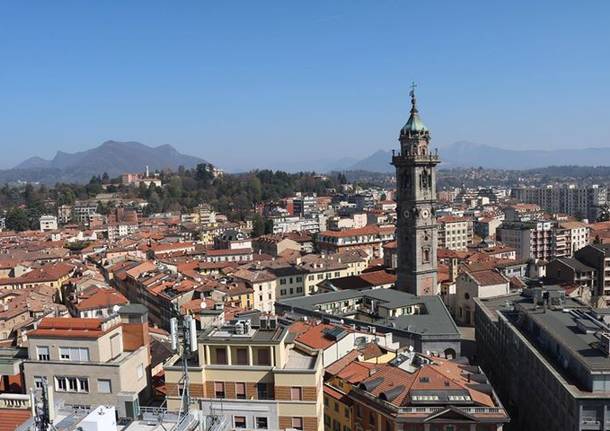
[347,141,610,172]
[348,149,393,173]
[3,141,208,184]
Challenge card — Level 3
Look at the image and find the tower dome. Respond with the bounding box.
[400,86,429,136]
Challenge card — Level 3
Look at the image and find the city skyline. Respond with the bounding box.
[1,1,610,172]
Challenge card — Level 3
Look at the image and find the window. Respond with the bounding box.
[296,287,303,293]
[59,347,89,361]
[325,415,331,426]
[324,397,329,406]
[290,387,302,400]
[78,377,89,393]
[55,376,88,393]
[235,382,246,399]
[137,364,144,379]
[369,412,376,426]
[257,383,270,400]
[344,407,350,418]
[97,379,111,393]
[280,289,286,296]
[216,348,227,364]
[236,348,248,365]
[37,346,50,361]
[234,416,246,428]
[255,417,268,429]
[257,348,271,366]
[55,377,67,392]
[292,417,303,430]
[280,279,286,285]
[214,382,225,398]
[334,401,339,412]
[296,276,302,282]
[34,376,45,389]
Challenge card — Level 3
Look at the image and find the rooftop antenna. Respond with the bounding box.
[32,378,58,431]
[170,303,199,429]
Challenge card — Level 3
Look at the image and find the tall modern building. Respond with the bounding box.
[392,88,440,295]
[512,184,607,221]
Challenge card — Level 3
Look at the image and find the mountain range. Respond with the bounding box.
[4,139,610,184]
[1,141,207,184]
[344,141,610,173]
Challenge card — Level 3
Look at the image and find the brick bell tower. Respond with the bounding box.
[392,84,440,295]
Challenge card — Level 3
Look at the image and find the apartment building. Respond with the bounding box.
[272,215,327,234]
[559,221,590,255]
[497,220,567,261]
[475,288,610,430]
[316,225,395,259]
[325,352,509,431]
[437,215,474,250]
[165,315,324,431]
[293,195,318,217]
[512,184,607,221]
[23,305,151,419]
[72,201,99,226]
[232,268,278,313]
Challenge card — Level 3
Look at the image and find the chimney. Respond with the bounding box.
[119,305,151,359]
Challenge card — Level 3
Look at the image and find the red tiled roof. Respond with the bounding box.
[75,288,128,311]
[0,408,32,431]
[28,317,117,339]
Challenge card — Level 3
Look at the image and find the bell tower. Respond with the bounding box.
[392,84,440,295]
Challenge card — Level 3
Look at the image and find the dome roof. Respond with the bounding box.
[400,87,429,135]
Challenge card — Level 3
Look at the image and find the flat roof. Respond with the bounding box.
[279,289,460,338]
[480,293,610,372]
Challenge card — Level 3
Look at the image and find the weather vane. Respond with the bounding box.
[409,81,417,97]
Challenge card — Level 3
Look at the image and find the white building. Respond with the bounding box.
[39,215,58,232]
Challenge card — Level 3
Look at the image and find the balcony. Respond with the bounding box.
[0,393,30,410]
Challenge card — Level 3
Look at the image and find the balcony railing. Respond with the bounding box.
[0,393,30,410]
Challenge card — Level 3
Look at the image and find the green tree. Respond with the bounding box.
[6,208,30,231]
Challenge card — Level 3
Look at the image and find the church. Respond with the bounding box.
[392,87,441,296]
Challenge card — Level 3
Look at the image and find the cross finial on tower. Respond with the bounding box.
[409,81,418,113]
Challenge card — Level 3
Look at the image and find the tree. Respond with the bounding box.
[6,208,30,231]
[251,214,266,237]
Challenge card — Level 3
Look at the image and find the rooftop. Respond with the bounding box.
[278,288,460,338]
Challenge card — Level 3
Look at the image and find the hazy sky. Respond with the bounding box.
[1,1,609,171]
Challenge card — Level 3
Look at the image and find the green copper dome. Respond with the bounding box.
[402,111,428,133]
[401,87,429,135]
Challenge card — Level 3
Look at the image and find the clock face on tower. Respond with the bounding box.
[421,209,430,219]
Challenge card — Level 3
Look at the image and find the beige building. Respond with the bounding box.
[165,316,323,431]
[22,305,151,419]
[437,215,474,250]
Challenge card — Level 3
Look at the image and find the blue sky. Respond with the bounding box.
[1,1,609,171]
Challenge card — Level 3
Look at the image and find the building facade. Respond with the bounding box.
[512,184,607,221]
[165,316,324,431]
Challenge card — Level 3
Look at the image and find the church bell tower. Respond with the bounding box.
[392,85,440,295]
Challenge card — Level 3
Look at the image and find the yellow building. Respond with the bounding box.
[165,315,324,431]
